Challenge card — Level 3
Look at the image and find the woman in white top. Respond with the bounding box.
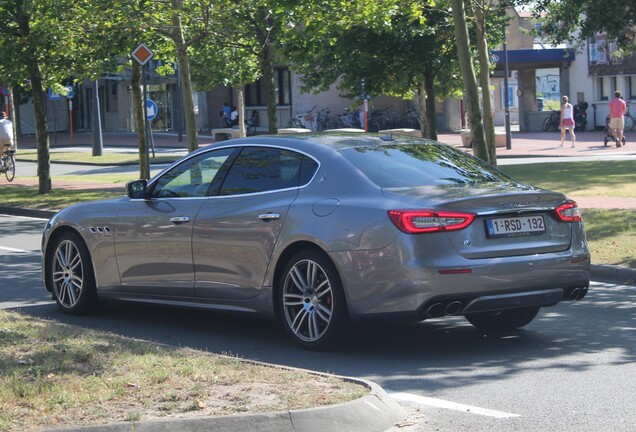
[560,95,576,148]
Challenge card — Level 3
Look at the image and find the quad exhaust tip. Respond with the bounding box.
[425,301,465,318]
[567,286,588,301]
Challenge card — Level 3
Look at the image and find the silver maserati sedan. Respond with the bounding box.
[42,134,590,349]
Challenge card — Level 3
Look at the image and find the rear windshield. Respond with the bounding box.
[340,143,512,188]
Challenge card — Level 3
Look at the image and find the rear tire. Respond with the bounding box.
[465,306,540,332]
[46,232,100,315]
[279,249,348,350]
[4,155,14,182]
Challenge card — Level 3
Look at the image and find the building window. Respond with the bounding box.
[588,38,597,65]
[628,76,636,101]
[597,77,609,101]
[245,67,291,107]
[596,34,607,64]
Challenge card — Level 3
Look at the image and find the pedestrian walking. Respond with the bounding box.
[608,90,627,147]
[560,95,576,148]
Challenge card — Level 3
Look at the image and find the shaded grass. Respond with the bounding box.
[0,186,122,210]
[0,310,367,432]
[582,209,636,268]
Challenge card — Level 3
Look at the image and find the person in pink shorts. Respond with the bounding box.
[560,95,576,148]
[608,91,627,147]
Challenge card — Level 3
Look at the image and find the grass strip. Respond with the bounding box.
[16,149,179,166]
[0,310,366,432]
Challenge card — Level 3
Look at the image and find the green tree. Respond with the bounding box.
[529,0,636,50]
[450,0,487,163]
[284,1,463,140]
[0,0,85,193]
[188,0,298,134]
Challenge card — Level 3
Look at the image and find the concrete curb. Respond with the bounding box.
[43,378,405,432]
[591,264,636,286]
[0,205,56,220]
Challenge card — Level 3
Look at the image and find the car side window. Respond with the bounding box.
[219,147,308,196]
[151,148,234,198]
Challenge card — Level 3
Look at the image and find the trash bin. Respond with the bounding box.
[537,98,544,111]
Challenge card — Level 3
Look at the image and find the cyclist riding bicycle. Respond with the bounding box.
[0,111,14,151]
[0,111,16,182]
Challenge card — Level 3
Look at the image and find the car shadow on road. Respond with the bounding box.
[11,281,636,393]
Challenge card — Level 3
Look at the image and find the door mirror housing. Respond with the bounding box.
[126,179,148,199]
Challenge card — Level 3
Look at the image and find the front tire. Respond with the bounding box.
[47,232,99,315]
[279,250,347,350]
[4,155,14,182]
[465,306,540,332]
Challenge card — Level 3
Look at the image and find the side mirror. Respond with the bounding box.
[126,179,148,199]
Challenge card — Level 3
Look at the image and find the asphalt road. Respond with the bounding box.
[2,214,636,432]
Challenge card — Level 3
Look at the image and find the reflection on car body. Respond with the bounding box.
[42,134,590,349]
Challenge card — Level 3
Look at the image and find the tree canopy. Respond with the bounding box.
[529,0,636,50]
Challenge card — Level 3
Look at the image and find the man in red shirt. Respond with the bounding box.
[608,91,627,147]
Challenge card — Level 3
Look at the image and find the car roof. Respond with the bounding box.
[200,133,440,153]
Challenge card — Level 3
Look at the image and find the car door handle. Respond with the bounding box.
[169,216,191,224]
[258,212,281,220]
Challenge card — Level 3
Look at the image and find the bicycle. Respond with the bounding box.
[542,110,561,132]
[288,105,318,131]
[0,143,15,182]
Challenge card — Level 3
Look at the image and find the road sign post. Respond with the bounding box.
[146,99,158,157]
[132,43,155,172]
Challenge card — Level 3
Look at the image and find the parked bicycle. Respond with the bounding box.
[542,109,561,132]
[336,109,361,129]
[288,105,318,131]
[0,144,15,182]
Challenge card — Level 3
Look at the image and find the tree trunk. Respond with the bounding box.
[132,61,150,180]
[450,0,490,164]
[474,0,497,165]
[10,87,20,144]
[172,0,198,152]
[424,68,438,140]
[237,86,246,137]
[260,43,278,134]
[28,61,51,194]
[416,81,430,139]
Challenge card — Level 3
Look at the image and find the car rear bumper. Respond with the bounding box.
[330,245,590,320]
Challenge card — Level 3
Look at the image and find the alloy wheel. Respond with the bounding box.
[282,259,334,343]
[52,240,85,309]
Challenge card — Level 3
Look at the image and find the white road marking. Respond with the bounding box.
[0,246,33,253]
[389,391,521,418]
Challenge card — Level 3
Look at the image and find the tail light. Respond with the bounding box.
[388,210,475,234]
[555,201,582,222]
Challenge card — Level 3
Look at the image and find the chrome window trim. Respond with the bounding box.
[147,144,322,200]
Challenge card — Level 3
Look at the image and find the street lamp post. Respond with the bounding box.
[503,22,512,150]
